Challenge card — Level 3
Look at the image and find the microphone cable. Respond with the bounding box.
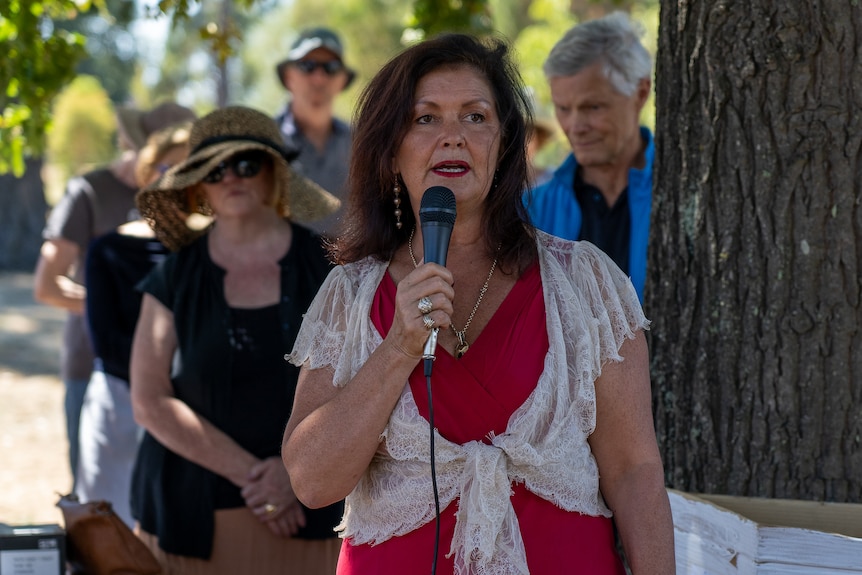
[425,373,441,575]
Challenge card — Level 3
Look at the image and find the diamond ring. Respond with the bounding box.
[417,296,433,315]
[422,314,435,330]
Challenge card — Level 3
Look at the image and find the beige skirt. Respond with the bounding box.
[137,507,341,575]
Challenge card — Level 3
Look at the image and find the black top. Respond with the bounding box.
[130,223,343,559]
[573,166,631,275]
[213,303,287,509]
[85,231,170,382]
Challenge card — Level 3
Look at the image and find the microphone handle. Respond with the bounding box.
[420,221,451,376]
[423,328,438,377]
[421,221,453,268]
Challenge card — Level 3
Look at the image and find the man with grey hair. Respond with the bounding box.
[525,11,653,302]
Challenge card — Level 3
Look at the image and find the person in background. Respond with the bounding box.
[281,33,674,574]
[33,101,197,488]
[524,12,654,303]
[274,26,356,238]
[130,106,343,574]
[75,122,193,527]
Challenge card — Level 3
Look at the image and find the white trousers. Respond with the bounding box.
[74,370,141,527]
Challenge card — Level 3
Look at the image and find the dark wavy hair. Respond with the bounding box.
[334,33,536,273]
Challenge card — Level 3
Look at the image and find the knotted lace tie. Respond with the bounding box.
[448,441,530,575]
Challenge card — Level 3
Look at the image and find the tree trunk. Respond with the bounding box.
[0,158,48,271]
[650,1,862,503]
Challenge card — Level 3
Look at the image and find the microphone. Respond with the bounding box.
[418,186,456,376]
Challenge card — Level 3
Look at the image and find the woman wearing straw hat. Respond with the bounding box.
[129,106,344,574]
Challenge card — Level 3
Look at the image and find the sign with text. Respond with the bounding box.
[0,524,64,575]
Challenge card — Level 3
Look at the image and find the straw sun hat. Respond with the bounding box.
[136,106,341,251]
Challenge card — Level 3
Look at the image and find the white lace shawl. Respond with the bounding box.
[288,232,648,575]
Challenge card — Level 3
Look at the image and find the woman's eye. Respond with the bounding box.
[467,113,485,123]
[416,114,433,124]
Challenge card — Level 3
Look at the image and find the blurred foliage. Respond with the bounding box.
[54,0,137,103]
[46,74,116,184]
[149,0,261,64]
[1,0,137,176]
[0,0,90,175]
[142,11,210,110]
[411,0,494,36]
[570,0,657,19]
[487,0,533,40]
[147,1,255,112]
[631,1,658,130]
[510,0,579,169]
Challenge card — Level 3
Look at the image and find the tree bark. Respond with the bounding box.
[651,1,862,503]
[0,159,48,271]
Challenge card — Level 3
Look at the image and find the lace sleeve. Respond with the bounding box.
[286,265,353,373]
[539,232,648,368]
[286,259,387,387]
[571,240,649,363]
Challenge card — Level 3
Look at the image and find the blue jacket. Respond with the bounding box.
[525,127,654,302]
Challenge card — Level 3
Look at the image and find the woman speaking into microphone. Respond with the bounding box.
[281,34,674,575]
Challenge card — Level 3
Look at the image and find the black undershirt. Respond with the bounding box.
[214,303,286,510]
[573,166,631,275]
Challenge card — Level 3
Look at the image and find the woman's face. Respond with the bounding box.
[200,151,275,217]
[393,65,501,218]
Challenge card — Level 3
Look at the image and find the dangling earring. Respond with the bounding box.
[393,178,403,229]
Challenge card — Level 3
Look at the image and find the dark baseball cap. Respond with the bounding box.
[276,27,356,90]
[289,27,346,61]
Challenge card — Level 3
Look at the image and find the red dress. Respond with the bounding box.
[337,263,625,575]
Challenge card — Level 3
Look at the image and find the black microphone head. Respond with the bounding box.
[419,186,456,226]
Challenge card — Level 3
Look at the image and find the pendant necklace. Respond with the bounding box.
[408,226,498,359]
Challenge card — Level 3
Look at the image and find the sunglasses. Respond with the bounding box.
[292,59,345,76]
[202,152,270,184]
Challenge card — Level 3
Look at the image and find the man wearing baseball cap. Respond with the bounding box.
[274,27,355,238]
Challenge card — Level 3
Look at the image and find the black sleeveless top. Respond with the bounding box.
[131,224,343,559]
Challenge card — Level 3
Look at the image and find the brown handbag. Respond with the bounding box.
[56,494,162,575]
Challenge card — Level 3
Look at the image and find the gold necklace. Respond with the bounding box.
[408,226,498,359]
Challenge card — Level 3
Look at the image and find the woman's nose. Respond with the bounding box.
[441,121,466,147]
